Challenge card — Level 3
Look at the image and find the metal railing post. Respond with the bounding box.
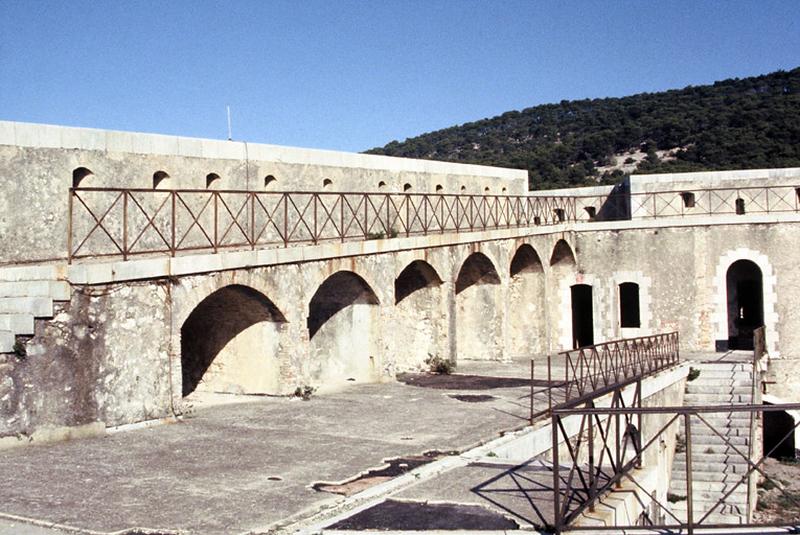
[588,401,596,511]
[548,355,553,414]
[685,412,694,534]
[213,191,218,253]
[552,412,561,533]
[170,191,176,256]
[250,192,256,249]
[530,359,535,424]
[67,190,73,264]
[122,191,128,260]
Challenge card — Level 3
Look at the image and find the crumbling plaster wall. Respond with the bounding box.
[0,282,172,438]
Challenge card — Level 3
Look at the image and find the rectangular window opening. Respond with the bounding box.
[680,191,695,208]
[735,198,746,215]
[554,208,565,222]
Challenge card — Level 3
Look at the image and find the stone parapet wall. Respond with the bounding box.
[0,121,527,264]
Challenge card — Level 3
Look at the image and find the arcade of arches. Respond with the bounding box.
[173,238,778,403]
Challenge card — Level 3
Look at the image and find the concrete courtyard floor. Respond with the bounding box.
[0,359,537,535]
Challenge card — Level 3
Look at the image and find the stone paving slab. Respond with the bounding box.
[0,371,533,535]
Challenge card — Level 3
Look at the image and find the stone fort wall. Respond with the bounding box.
[3,220,799,439]
[0,121,527,264]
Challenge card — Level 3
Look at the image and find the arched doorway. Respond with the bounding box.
[726,259,763,350]
[455,252,502,360]
[571,284,594,348]
[180,285,287,396]
[307,271,381,385]
[394,260,445,370]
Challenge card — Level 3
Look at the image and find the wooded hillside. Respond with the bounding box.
[366,68,800,190]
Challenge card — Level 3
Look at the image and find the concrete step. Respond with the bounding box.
[672,452,748,465]
[689,372,752,380]
[668,504,746,524]
[669,498,746,513]
[0,330,14,353]
[669,499,745,511]
[671,480,749,495]
[670,466,750,481]
[696,413,752,421]
[693,363,751,371]
[0,313,34,335]
[693,426,747,437]
[0,280,70,300]
[0,264,62,282]
[672,452,748,474]
[689,436,750,449]
[686,393,751,404]
[686,384,752,395]
[0,297,53,317]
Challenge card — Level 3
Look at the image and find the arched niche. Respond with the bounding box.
[206,173,221,189]
[180,284,287,396]
[455,252,501,294]
[508,244,546,357]
[72,167,94,188]
[307,271,381,386]
[153,170,170,189]
[455,252,503,360]
[393,260,446,370]
[550,239,576,268]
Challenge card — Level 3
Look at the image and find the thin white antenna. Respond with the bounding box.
[226,105,232,140]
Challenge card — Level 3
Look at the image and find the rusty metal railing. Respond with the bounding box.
[572,184,800,222]
[746,326,767,518]
[550,402,800,533]
[67,184,800,262]
[67,188,577,262]
[523,328,795,533]
[530,332,680,422]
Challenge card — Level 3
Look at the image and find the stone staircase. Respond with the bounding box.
[0,264,70,353]
[668,360,755,524]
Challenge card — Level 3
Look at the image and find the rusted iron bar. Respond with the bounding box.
[67,185,800,262]
[554,402,800,416]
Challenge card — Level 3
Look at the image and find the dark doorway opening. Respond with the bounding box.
[725,260,763,350]
[764,404,796,460]
[619,282,641,328]
[571,284,594,348]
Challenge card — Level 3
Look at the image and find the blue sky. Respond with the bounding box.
[1,1,799,152]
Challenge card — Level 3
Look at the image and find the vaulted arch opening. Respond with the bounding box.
[72,167,93,188]
[394,260,445,369]
[180,285,286,396]
[726,259,763,350]
[206,173,221,189]
[455,252,503,360]
[550,239,576,268]
[396,260,442,304]
[456,252,500,294]
[508,245,546,357]
[153,170,170,189]
[307,271,381,385]
[510,244,543,278]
